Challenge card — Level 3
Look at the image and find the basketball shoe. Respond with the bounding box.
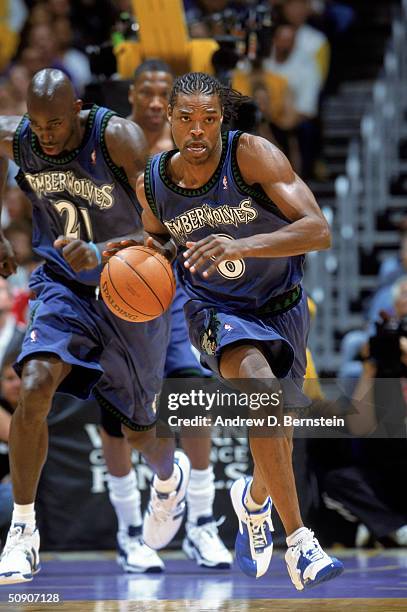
[117,525,164,573]
[230,477,274,578]
[285,528,344,590]
[0,523,40,584]
[143,450,190,549]
[182,516,233,569]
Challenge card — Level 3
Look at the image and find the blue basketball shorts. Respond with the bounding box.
[183,291,311,410]
[15,265,170,429]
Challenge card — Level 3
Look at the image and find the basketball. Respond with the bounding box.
[100,246,176,322]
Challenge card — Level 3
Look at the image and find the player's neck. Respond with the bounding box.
[64,112,87,151]
[174,136,222,189]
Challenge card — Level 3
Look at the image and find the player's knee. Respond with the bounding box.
[122,426,155,452]
[19,366,56,420]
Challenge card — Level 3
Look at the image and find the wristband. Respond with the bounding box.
[89,241,102,265]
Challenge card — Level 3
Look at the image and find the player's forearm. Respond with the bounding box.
[240,217,331,258]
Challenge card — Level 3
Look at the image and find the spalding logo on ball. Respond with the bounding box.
[100,246,176,322]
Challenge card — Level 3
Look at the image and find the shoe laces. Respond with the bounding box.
[2,525,30,558]
[149,488,183,523]
[296,531,324,563]
[248,511,270,552]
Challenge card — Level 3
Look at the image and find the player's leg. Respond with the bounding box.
[122,424,190,550]
[180,422,232,569]
[166,281,231,568]
[99,409,164,573]
[0,355,71,584]
[220,342,344,588]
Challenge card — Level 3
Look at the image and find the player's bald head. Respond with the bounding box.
[27,69,76,107]
[26,69,83,157]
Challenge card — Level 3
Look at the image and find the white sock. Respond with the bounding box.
[286,526,310,548]
[244,482,267,512]
[12,503,36,529]
[153,464,181,494]
[107,470,142,532]
[186,466,215,525]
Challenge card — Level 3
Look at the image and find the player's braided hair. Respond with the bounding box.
[169,72,251,123]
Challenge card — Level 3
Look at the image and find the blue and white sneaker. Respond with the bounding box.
[117,525,164,573]
[143,450,190,550]
[285,528,344,590]
[230,477,273,578]
[0,523,40,584]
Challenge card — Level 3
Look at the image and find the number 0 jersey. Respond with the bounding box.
[145,130,305,311]
[13,105,141,286]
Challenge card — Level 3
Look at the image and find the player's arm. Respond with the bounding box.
[55,117,150,271]
[0,116,21,277]
[184,134,331,276]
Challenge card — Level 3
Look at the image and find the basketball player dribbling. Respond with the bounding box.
[108,72,344,590]
[100,59,232,572]
[0,69,190,584]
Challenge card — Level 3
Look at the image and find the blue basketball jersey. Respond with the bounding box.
[145,130,304,310]
[13,105,141,286]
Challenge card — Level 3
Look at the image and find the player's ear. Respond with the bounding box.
[73,99,82,115]
[167,104,173,124]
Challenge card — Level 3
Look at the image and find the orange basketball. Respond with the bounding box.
[100,246,176,322]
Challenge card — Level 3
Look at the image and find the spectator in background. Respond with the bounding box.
[1,188,32,230]
[26,23,73,81]
[4,221,39,293]
[0,279,25,367]
[281,0,330,84]
[263,20,323,178]
[54,18,92,94]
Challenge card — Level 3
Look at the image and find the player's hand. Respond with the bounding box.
[145,235,177,262]
[0,235,17,278]
[183,235,247,277]
[54,236,100,271]
[102,238,141,259]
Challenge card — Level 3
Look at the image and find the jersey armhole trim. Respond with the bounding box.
[230,131,290,223]
[144,155,159,218]
[99,111,130,185]
[13,115,27,167]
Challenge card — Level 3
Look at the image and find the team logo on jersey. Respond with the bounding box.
[224,323,233,331]
[223,175,228,190]
[30,330,38,342]
[91,149,97,165]
[25,170,114,209]
[200,311,221,356]
[164,198,258,243]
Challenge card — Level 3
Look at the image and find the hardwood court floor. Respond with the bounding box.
[0,549,405,612]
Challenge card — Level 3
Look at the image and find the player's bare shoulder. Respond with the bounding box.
[104,115,148,164]
[0,115,24,158]
[236,132,293,185]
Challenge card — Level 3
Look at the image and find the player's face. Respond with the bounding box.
[129,71,173,132]
[27,97,81,156]
[168,93,223,165]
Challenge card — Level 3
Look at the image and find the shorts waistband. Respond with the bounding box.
[254,285,302,317]
[43,265,99,299]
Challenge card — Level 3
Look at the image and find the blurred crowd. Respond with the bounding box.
[1,0,406,550]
